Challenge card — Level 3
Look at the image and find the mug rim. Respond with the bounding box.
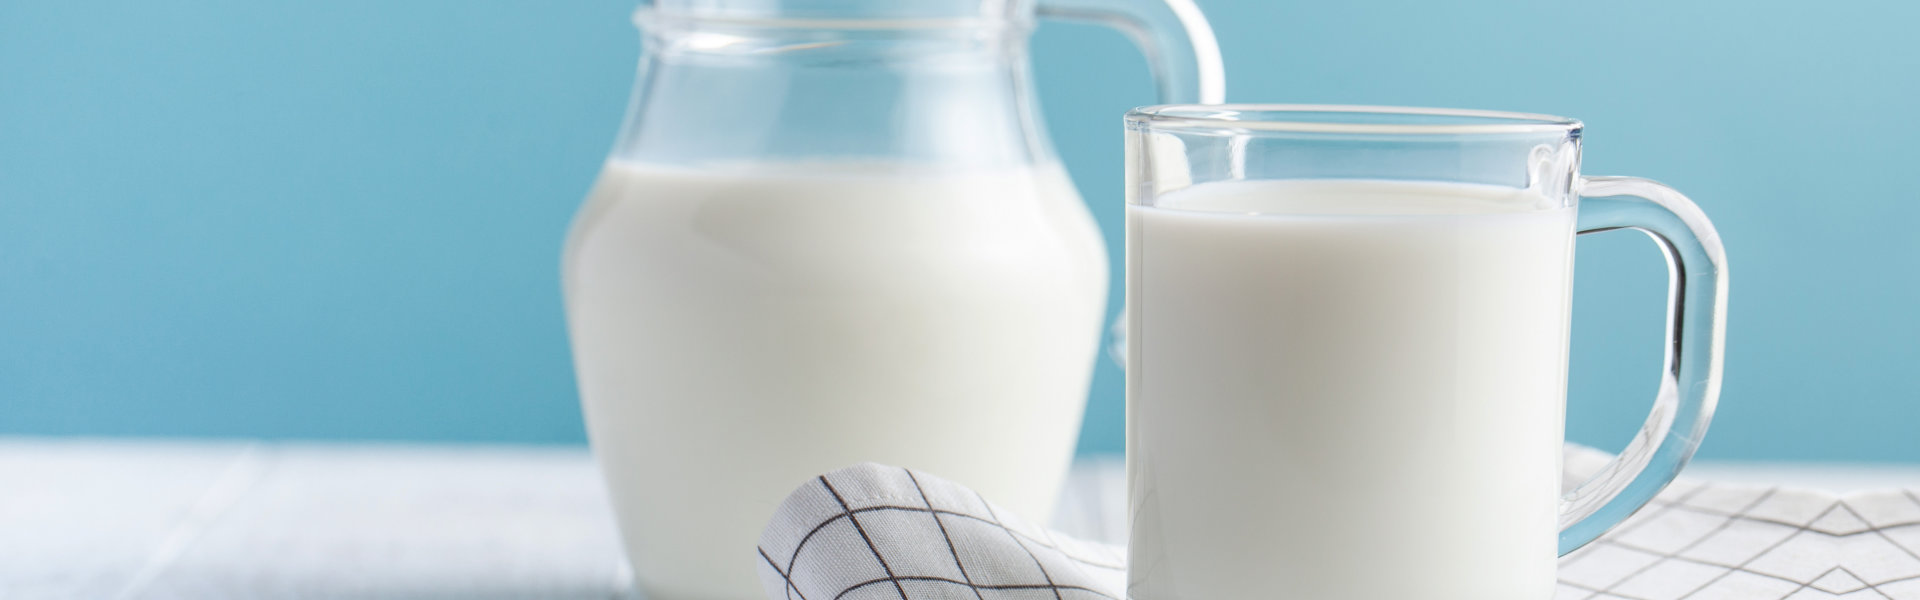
[1127,104,1583,136]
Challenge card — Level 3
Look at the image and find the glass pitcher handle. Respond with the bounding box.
[1035,0,1226,104]
[1559,176,1730,555]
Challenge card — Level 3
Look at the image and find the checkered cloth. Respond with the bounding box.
[756,463,1121,600]
[758,451,1920,600]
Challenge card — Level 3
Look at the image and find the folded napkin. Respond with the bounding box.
[759,449,1920,600]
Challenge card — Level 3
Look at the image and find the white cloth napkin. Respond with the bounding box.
[756,463,1122,600]
[759,450,1920,600]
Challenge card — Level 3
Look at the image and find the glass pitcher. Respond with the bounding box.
[561,2,1222,599]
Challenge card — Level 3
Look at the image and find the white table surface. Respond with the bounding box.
[4,438,1914,600]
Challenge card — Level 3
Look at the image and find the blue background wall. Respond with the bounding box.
[4,0,1916,461]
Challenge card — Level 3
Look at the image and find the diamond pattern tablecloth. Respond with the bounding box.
[1554,450,1920,599]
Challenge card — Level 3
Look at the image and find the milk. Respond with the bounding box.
[564,160,1106,600]
[1126,179,1576,600]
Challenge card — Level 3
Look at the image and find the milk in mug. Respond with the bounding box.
[1127,178,1577,600]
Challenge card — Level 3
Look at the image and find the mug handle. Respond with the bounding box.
[1558,176,1730,555]
[1036,0,1226,104]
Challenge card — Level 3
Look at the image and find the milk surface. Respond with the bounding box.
[564,160,1106,600]
[1126,179,1576,600]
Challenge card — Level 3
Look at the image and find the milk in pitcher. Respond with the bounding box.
[565,160,1106,600]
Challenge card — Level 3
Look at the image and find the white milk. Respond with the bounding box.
[1126,179,1576,600]
[564,160,1106,600]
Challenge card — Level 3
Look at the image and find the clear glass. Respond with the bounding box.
[562,2,1223,600]
[1124,105,1727,600]
[611,0,1222,169]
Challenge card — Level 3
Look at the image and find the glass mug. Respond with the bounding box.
[1124,105,1727,600]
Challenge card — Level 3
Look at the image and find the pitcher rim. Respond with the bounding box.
[634,7,1026,31]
